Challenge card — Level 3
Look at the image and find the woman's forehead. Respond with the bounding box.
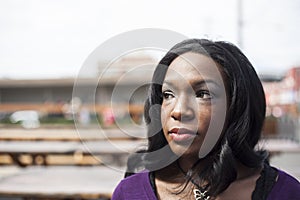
[164,52,225,85]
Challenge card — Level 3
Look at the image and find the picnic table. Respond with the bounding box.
[0,166,124,199]
[0,140,146,166]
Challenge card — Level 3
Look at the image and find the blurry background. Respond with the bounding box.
[0,0,300,199]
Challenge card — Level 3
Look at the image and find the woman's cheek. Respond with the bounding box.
[160,104,169,130]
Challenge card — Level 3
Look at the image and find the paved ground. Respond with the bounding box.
[270,152,300,180]
[0,166,124,199]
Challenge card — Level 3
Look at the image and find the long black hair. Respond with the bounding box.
[127,39,267,196]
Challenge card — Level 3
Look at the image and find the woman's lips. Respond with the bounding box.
[168,128,197,142]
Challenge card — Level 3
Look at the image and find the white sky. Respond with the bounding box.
[0,0,300,79]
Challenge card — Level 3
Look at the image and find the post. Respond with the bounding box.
[237,0,243,49]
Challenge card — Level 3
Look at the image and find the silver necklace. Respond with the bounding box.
[193,188,211,200]
[176,160,211,200]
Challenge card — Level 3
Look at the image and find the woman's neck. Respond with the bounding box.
[155,155,210,182]
[154,163,182,185]
[235,161,262,180]
[177,154,204,173]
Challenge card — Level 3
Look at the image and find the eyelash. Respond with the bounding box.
[162,90,213,100]
[162,90,174,100]
[195,90,213,99]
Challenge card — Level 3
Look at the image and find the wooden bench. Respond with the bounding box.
[0,140,146,167]
[0,128,147,141]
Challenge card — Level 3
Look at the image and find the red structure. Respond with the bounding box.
[261,67,300,138]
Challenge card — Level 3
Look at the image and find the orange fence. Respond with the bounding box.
[0,103,144,115]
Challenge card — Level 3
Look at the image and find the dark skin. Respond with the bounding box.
[156,52,262,200]
[155,161,261,200]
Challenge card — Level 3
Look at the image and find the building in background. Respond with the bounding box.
[0,54,158,126]
[261,67,300,140]
[2,60,300,140]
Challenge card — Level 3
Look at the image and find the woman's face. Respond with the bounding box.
[161,52,227,159]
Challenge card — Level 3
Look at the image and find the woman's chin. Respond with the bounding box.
[169,142,201,158]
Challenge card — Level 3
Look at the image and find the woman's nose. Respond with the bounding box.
[170,95,195,122]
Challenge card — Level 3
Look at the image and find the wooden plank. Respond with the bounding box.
[81,140,147,154]
[0,141,77,154]
[0,128,147,141]
[0,166,123,199]
[0,140,146,155]
[258,138,300,154]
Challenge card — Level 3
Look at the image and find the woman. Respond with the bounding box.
[112,39,300,200]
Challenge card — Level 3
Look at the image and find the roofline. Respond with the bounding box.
[0,77,151,88]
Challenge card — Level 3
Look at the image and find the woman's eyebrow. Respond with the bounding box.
[163,80,221,88]
[192,79,222,88]
[162,81,175,87]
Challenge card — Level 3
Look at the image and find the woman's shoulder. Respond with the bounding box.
[267,168,300,200]
[120,171,150,186]
[111,171,157,200]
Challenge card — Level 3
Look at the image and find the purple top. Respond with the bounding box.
[112,169,300,200]
[266,170,300,200]
[112,171,157,200]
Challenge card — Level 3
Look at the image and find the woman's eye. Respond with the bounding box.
[162,91,175,99]
[196,90,213,99]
